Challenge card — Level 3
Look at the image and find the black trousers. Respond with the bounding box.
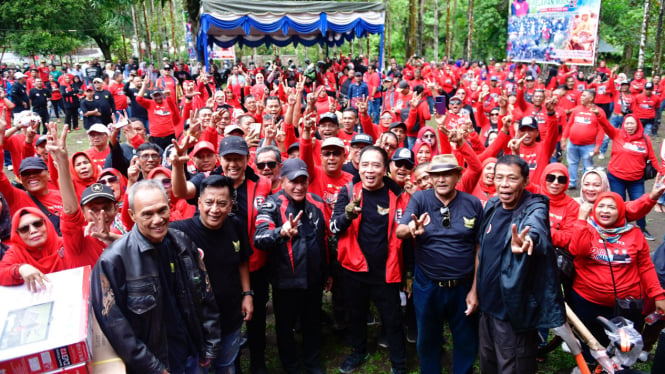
[150,134,176,152]
[51,99,63,118]
[64,107,78,129]
[247,266,270,370]
[479,313,539,374]
[345,274,406,371]
[273,286,323,373]
[34,108,49,134]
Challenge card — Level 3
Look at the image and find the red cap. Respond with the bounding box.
[189,141,216,157]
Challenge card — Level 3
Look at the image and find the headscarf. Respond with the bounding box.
[417,126,439,155]
[620,114,644,143]
[147,167,195,221]
[412,140,433,165]
[589,192,633,243]
[8,207,65,275]
[576,169,610,205]
[70,151,100,188]
[540,162,570,207]
[0,193,10,258]
[99,168,128,202]
[478,157,497,195]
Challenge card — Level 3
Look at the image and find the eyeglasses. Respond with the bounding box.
[17,218,45,234]
[394,160,414,170]
[140,153,161,160]
[545,174,568,184]
[440,206,451,228]
[322,149,343,158]
[256,161,278,170]
[160,178,172,188]
[98,176,119,185]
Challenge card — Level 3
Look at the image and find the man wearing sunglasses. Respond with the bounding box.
[396,154,484,374]
[255,146,282,193]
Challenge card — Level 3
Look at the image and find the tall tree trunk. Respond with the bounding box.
[434,0,439,61]
[449,0,458,57]
[466,0,474,61]
[385,0,391,59]
[170,0,178,57]
[150,0,164,58]
[445,0,451,58]
[142,1,153,62]
[638,0,651,69]
[417,0,424,56]
[119,6,129,60]
[407,0,417,58]
[131,5,142,60]
[654,0,665,74]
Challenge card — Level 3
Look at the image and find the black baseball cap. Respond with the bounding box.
[287,142,300,154]
[319,112,339,125]
[391,147,415,167]
[35,135,47,147]
[518,116,539,130]
[280,158,309,180]
[19,157,48,174]
[219,135,249,157]
[351,133,374,146]
[80,183,116,206]
[645,82,654,90]
[389,122,407,131]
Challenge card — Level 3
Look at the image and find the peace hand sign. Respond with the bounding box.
[344,192,363,220]
[508,134,528,155]
[409,213,429,238]
[511,224,534,255]
[280,211,303,238]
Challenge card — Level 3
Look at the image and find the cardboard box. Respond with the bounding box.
[0,267,92,374]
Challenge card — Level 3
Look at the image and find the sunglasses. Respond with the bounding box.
[545,174,568,184]
[257,161,278,170]
[489,113,500,117]
[160,178,172,188]
[17,218,45,234]
[422,133,436,139]
[322,149,343,157]
[394,159,414,170]
[440,206,451,228]
[98,176,119,185]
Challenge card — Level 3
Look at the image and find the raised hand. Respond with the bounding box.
[45,122,69,161]
[356,95,369,114]
[578,203,593,220]
[501,114,513,132]
[408,213,429,237]
[127,156,141,185]
[508,134,528,155]
[344,192,363,220]
[280,211,303,238]
[410,92,422,108]
[544,97,557,112]
[510,224,533,255]
[170,137,196,166]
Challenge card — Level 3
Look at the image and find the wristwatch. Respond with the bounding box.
[241,290,254,297]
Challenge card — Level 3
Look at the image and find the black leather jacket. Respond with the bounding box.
[254,191,330,290]
[477,191,566,332]
[91,226,221,374]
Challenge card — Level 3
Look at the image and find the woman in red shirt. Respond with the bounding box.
[470,157,497,207]
[0,207,65,290]
[569,192,665,360]
[539,163,579,250]
[598,113,660,240]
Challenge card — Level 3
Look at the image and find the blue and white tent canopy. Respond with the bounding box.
[197,1,386,66]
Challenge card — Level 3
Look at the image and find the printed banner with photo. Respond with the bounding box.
[507,0,602,66]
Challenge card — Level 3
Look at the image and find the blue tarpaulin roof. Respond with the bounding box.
[197,1,386,65]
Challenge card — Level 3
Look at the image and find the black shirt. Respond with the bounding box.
[341,162,359,180]
[347,184,389,285]
[401,189,483,280]
[171,217,251,333]
[29,87,51,109]
[154,235,192,372]
[124,82,149,120]
[93,89,115,124]
[80,99,104,128]
[477,205,513,320]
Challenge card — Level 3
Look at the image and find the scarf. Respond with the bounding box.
[540,162,569,207]
[589,192,632,243]
[8,207,65,275]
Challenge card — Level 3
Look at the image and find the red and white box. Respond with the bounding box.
[0,267,92,374]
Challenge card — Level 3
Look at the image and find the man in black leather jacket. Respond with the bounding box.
[476,155,565,374]
[91,179,221,374]
[254,158,331,374]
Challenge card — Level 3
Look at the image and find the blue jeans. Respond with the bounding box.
[608,171,647,230]
[209,327,242,374]
[413,266,478,374]
[640,117,656,136]
[406,136,417,150]
[566,141,595,188]
[369,97,381,124]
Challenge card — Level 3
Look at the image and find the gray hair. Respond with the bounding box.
[255,145,282,163]
[127,179,168,210]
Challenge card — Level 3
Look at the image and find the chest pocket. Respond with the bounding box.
[127,280,158,315]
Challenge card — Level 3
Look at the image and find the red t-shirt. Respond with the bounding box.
[563,106,606,146]
[136,96,178,137]
[108,81,129,110]
[85,146,110,171]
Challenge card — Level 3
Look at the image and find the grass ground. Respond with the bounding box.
[18,116,662,373]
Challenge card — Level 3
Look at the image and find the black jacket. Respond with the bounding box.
[91,226,221,374]
[254,191,329,289]
[477,191,566,332]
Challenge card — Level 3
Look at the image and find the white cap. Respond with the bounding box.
[224,124,245,136]
[87,124,110,135]
[321,137,345,149]
[14,72,25,79]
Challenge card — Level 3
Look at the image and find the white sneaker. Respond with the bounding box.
[6,165,12,171]
[598,154,605,160]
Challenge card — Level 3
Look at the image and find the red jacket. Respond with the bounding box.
[405,98,431,137]
[599,115,660,181]
[333,180,407,284]
[631,93,661,119]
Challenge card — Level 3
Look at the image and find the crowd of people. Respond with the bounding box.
[1,51,665,374]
